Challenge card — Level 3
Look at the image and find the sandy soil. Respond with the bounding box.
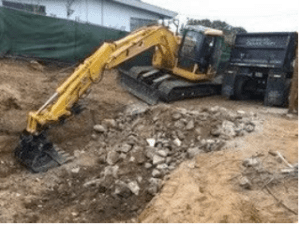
[0,58,297,222]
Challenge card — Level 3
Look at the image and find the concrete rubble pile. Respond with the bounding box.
[79,104,259,198]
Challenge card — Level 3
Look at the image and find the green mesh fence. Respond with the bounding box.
[0,6,153,66]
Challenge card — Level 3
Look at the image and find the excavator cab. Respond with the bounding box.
[176,25,225,76]
[177,29,214,73]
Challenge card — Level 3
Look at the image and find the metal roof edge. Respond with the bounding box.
[111,0,178,18]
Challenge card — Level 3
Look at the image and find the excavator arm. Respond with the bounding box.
[15,25,179,172]
[26,25,179,134]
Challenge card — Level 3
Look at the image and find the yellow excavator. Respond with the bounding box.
[15,24,230,172]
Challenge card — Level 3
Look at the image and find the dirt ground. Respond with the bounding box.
[0,58,298,223]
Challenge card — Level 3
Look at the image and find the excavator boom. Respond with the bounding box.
[15,25,179,172]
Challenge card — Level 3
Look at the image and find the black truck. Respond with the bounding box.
[222,32,298,106]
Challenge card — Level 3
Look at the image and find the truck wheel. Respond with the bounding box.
[234,76,254,100]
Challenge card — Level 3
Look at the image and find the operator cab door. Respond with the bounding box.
[178,30,213,73]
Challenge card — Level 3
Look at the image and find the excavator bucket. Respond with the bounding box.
[14,131,73,173]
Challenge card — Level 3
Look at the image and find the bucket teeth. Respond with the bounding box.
[15,131,74,173]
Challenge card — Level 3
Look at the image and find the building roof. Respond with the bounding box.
[111,0,178,18]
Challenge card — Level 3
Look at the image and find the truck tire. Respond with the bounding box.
[234,76,253,100]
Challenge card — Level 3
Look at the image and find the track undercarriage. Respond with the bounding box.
[119,66,222,105]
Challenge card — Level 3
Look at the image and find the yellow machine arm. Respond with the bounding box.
[26,25,179,134]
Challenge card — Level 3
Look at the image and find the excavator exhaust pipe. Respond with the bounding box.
[14,131,73,173]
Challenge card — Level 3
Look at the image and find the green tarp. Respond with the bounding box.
[0,6,129,63]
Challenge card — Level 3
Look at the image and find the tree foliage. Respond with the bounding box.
[185,18,247,45]
[187,19,247,34]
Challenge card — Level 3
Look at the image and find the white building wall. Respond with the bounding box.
[101,0,161,31]
[1,0,163,31]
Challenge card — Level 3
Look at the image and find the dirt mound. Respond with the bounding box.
[139,116,298,223]
[13,104,259,223]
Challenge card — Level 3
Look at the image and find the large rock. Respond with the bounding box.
[187,147,203,158]
[174,120,185,129]
[127,181,140,195]
[239,176,252,189]
[106,151,120,165]
[119,143,132,153]
[176,130,185,140]
[145,146,156,160]
[242,157,259,168]
[97,154,107,164]
[132,151,146,164]
[104,165,119,178]
[147,178,163,195]
[93,124,107,133]
[185,119,195,130]
[152,169,162,178]
[156,149,168,158]
[125,102,149,116]
[102,119,117,128]
[114,181,132,198]
[172,112,182,120]
[156,163,168,170]
[144,162,152,169]
[245,123,255,133]
[152,155,165,165]
[222,120,236,137]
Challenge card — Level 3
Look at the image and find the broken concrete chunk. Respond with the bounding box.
[132,151,146,164]
[187,147,203,158]
[209,106,220,113]
[104,165,119,178]
[91,134,98,140]
[242,157,259,168]
[156,150,168,158]
[245,124,255,133]
[166,157,173,164]
[173,138,181,147]
[176,130,185,140]
[145,146,156,160]
[93,124,107,133]
[106,151,120,165]
[97,154,107,164]
[152,155,165,165]
[144,162,152,169]
[114,181,132,198]
[222,120,236,137]
[152,169,162,178]
[185,119,195,130]
[71,167,80,174]
[127,181,140,195]
[174,120,185,129]
[124,102,149,116]
[172,112,182,120]
[102,119,117,128]
[119,143,132,153]
[156,163,168,170]
[239,176,252,189]
[29,60,44,71]
[146,138,156,147]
